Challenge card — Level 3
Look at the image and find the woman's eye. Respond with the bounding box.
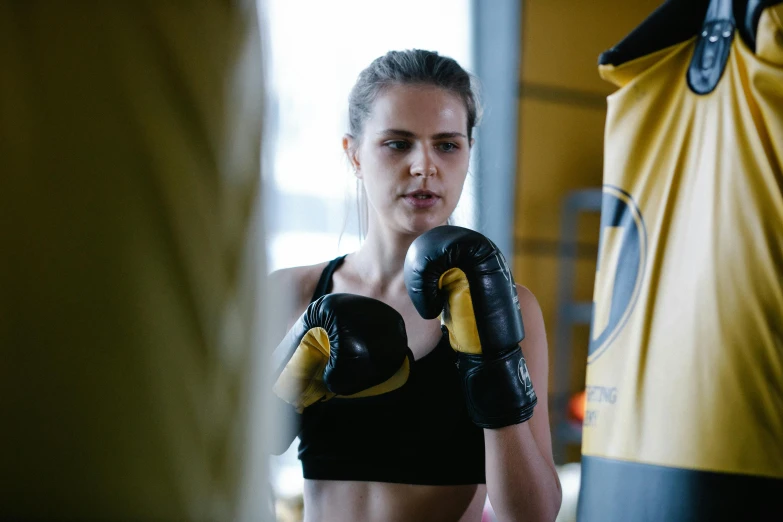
[386,141,410,151]
[438,142,458,152]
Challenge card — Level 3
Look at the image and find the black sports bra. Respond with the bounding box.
[296,255,487,485]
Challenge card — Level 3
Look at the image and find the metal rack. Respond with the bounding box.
[552,188,603,464]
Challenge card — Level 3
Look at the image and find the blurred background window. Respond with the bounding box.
[263,0,476,274]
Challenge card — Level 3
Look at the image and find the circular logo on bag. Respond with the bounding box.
[588,185,647,363]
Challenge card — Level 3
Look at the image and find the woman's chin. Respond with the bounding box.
[400,213,450,235]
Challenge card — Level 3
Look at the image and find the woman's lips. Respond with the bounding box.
[402,191,440,209]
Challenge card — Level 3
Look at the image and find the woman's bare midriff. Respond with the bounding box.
[303,480,486,522]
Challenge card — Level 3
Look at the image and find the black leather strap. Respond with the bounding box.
[687,0,735,95]
[739,0,782,51]
[457,346,537,429]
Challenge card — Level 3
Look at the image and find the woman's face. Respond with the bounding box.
[348,84,471,236]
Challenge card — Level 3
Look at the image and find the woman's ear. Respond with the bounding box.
[342,134,362,178]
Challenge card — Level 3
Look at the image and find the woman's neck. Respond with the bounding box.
[350,223,416,292]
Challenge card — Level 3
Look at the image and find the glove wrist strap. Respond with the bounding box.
[457,346,537,429]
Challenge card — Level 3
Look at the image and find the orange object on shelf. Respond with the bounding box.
[568,390,586,423]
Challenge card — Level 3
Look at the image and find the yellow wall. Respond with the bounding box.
[513,0,664,458]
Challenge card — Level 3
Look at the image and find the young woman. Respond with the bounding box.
[270,49,561,522]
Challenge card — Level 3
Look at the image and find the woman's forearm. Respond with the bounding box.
[484,422,562,522]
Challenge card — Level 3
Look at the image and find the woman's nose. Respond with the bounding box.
[410,150,437,177]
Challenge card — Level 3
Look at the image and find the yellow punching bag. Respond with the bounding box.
[0,2,269,520]
[579,0,783,520]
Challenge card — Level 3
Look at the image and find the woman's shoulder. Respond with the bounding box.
[268,257,340,313]
[515,283,540,311]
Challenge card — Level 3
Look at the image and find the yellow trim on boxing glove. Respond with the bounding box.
[272,327,334,413]
[438,268,482,355]
[340,356,411,399]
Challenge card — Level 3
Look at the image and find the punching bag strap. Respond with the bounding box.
[687,0,735,95]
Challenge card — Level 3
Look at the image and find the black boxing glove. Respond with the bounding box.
[270,293,412,449]
[404,225,536,429]
[268,293,412,453]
